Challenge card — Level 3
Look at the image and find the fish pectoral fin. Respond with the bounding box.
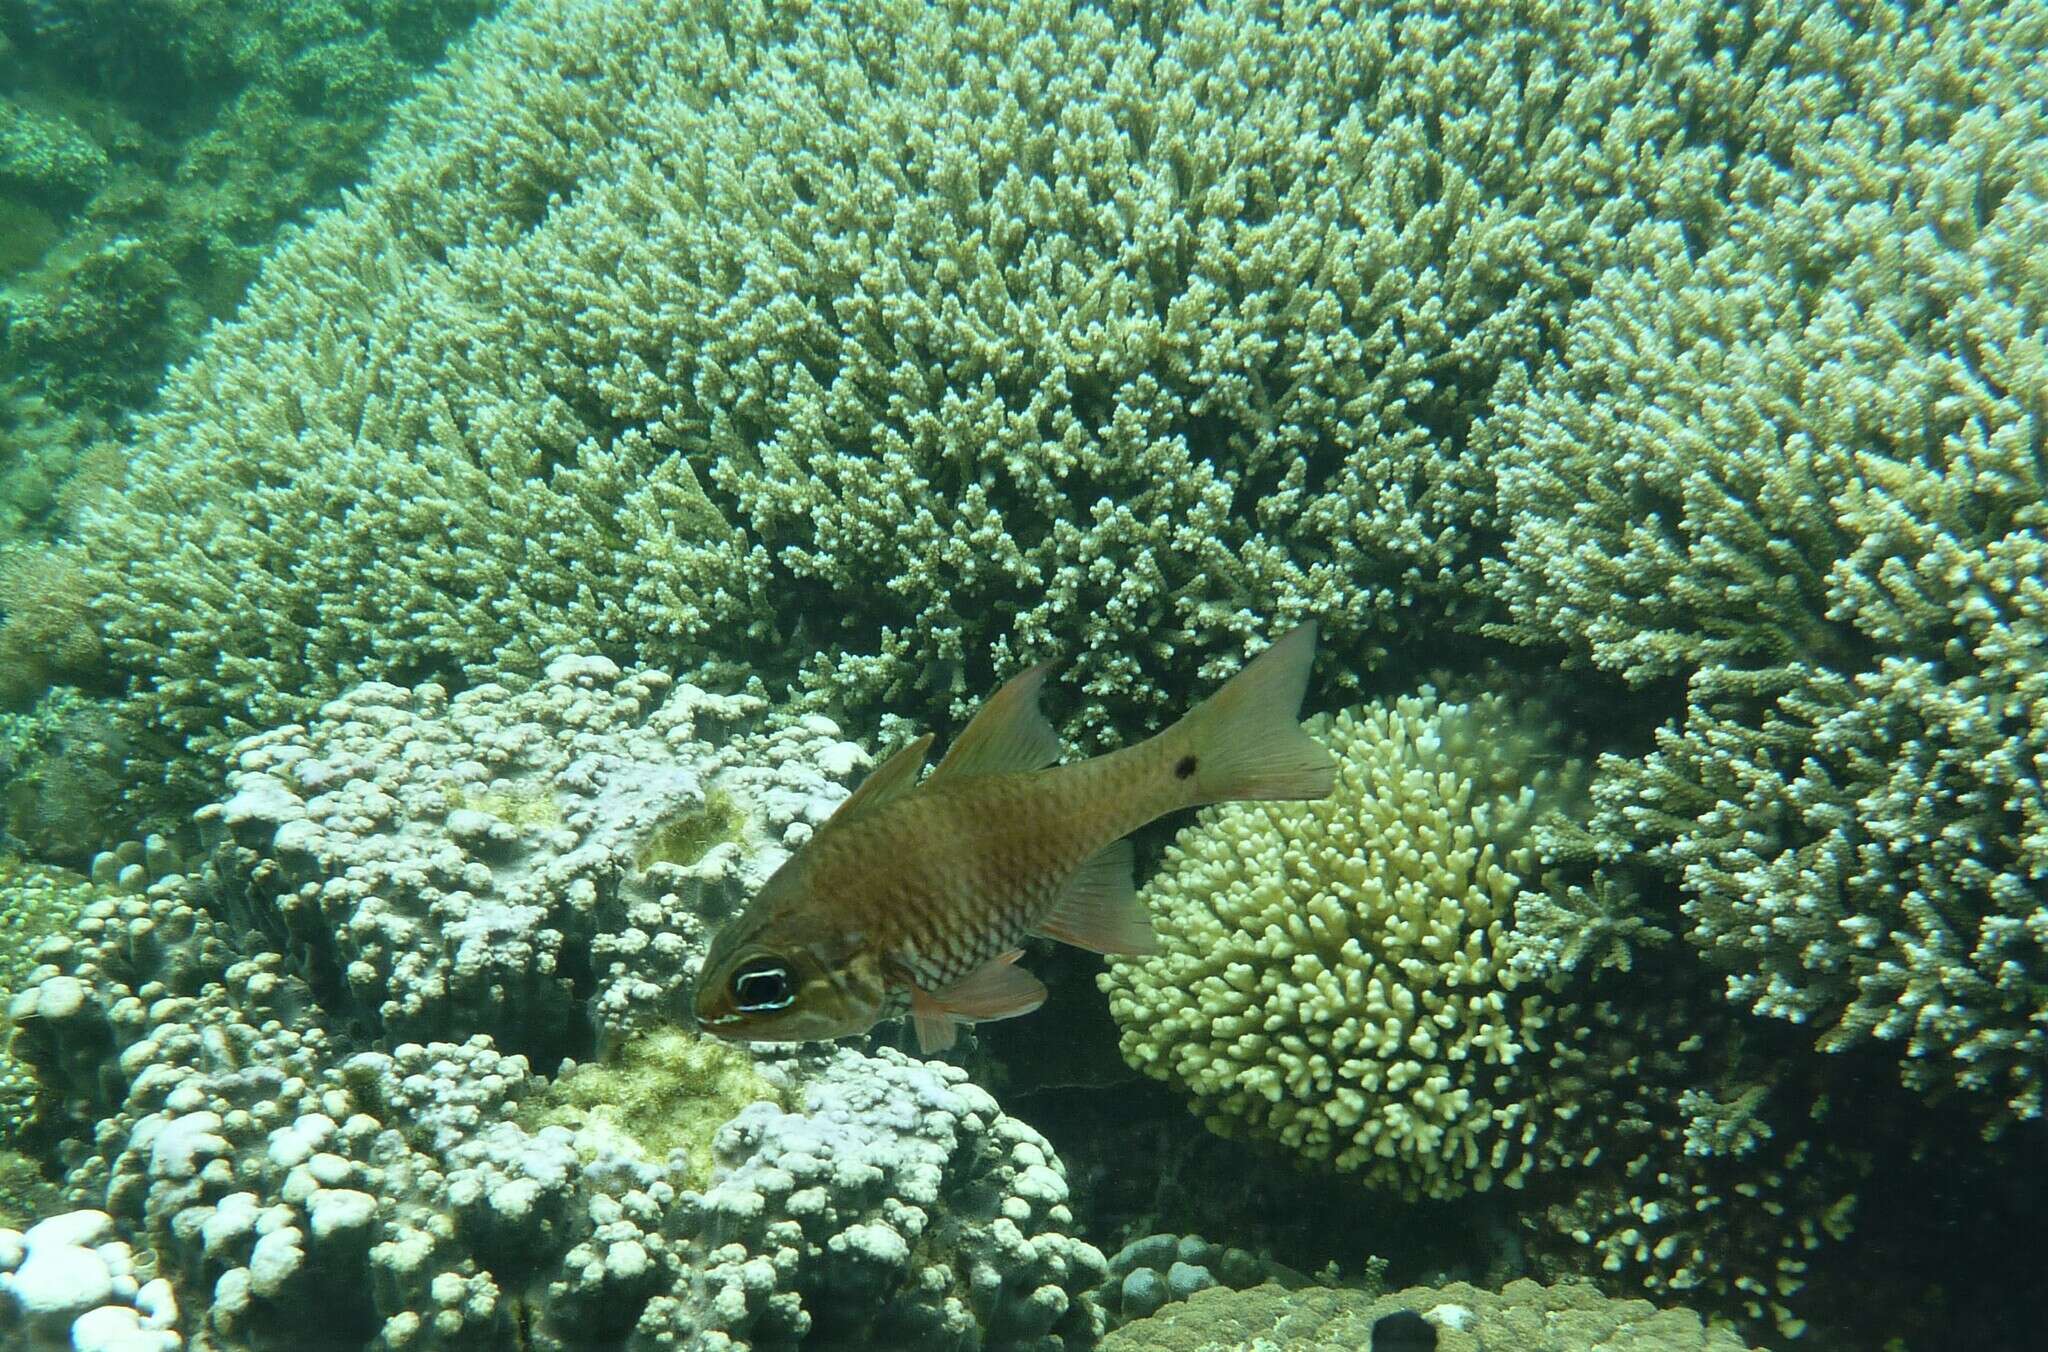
[908,949,1048,1053]
[831,732,935,822]
[1035,839,1158,955]
[934,949,1048,1018]
[929,662,1063,781]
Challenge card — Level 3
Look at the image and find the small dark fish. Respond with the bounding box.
[1372,1309,1438,1352]
[694,623,1337,1052]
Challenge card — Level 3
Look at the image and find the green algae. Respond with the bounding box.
[523,1026,785,1189]
[0,1148,64,1230]
[446,781,564,833]
[634,789,748,872]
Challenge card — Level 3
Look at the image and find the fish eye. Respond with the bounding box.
[730,957,795,1012]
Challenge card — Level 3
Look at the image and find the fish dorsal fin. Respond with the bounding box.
[929,662,1062,782]
[908,949,1047,1052]
[1035,838,1158,955]
[830,733,935,822]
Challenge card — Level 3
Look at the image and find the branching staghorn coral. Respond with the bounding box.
[56,0,1771,810]
[1481,0,2048,1128]
[0,0,493,520]
[1524,986,1869,1343]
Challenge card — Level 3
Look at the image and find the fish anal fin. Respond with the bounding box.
[1035,838,1156,954]
[930,663,1062,782]
[831,733,935,822]
[909,996,959,1054]
[907,949,1047,1053]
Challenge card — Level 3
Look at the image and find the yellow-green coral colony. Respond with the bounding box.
[1101,689,1585,1201]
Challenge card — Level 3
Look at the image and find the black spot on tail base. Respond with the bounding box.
[1174,755,1198,779]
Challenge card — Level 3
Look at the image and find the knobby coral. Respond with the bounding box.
[7,662,1105,1350]
[200,653,866,1067]
[1100,688,1587,1201]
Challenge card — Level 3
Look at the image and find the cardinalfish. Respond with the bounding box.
[693,623,1337,1053]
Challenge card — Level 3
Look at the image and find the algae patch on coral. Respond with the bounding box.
[445,780,564,833]
[524,1026,784,1187]
[634,789,748,872]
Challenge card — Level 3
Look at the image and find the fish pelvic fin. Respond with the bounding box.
[907,949,1047,1053]
[1036,838,1156,954]
[1170,621,1336,806]
[930,661,1063,781]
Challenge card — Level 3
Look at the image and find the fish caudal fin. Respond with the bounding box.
[1172,622,1336,805]
[1036,839,1156,954]
[909,950,1047,1053]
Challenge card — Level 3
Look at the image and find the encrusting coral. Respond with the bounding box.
[202,653,867,1066]
[1100,1277,1761,1352]
[1480,0,2048,1129]
[5,660,1107,1350]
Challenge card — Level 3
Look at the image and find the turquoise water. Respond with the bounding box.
[2,0,2043,1347]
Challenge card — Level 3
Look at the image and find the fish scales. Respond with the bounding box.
[822,754,1171,990]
